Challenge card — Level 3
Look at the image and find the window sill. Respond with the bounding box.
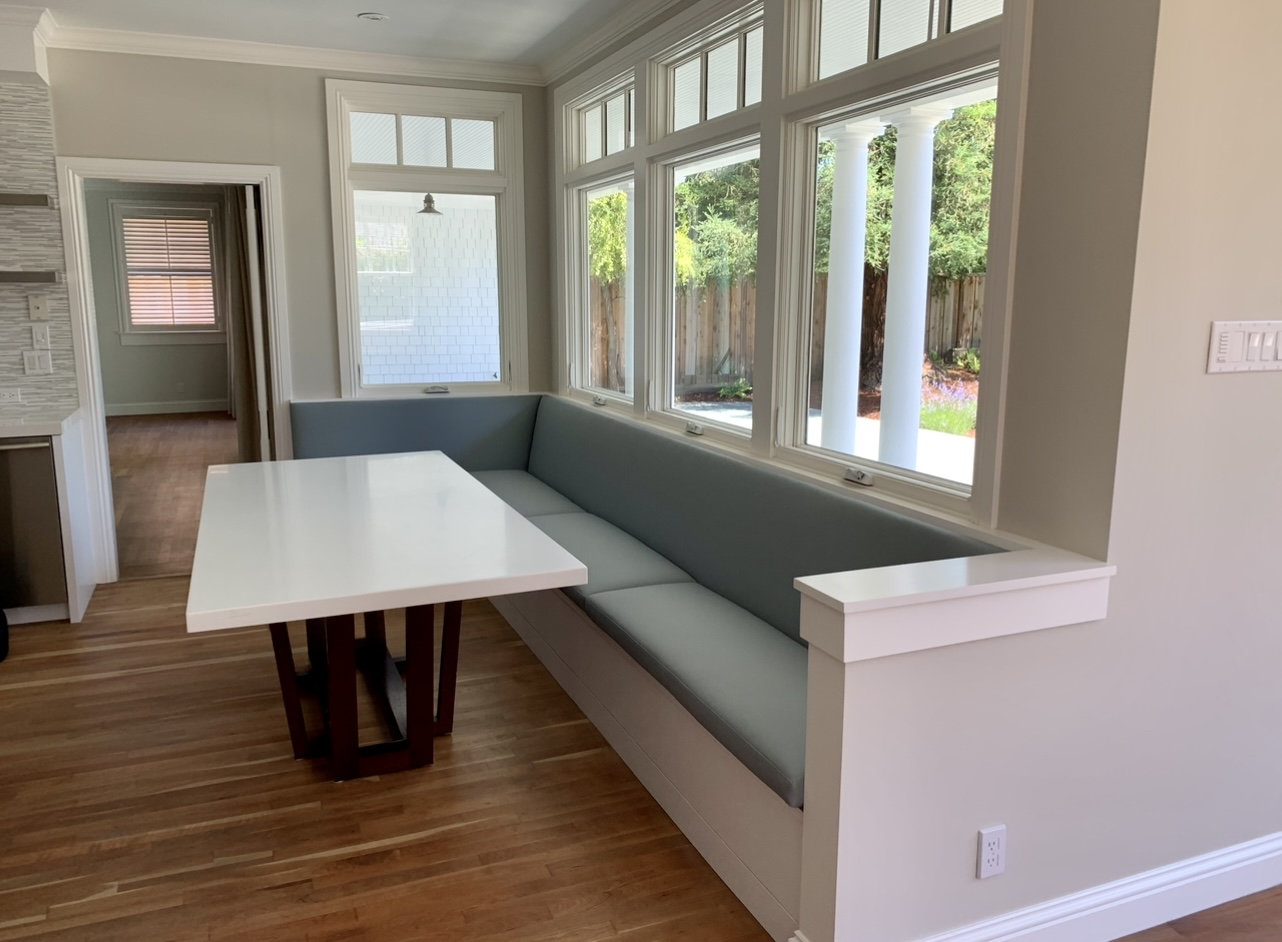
[118,331,226,347]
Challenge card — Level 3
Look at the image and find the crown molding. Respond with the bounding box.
[0,4,44,28]
[540,0,689,86]
[40,19,546,86]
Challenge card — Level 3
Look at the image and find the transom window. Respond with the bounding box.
[579,86,636,164]
[669,18,764,132]
[349,111,497,171]
[818,0,1003,79]
[327,80,528,396]
[110,202,222,334]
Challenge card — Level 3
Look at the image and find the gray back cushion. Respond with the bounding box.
[291,396,541,471]
[528,396,1003,641]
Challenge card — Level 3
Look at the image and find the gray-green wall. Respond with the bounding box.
[85,181,231,414]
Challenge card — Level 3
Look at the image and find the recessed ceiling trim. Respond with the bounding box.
[41,19,545,86]
[540,0,688,85]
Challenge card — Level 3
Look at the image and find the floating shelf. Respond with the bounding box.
[0,271,59,284]
[0,194,53,208]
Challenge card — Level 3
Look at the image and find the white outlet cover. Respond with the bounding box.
[977,825,1007,879]
[0,388,22,402]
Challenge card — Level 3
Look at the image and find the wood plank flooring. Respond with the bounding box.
[1119,884,1282,941]
[107,413,240,581]
[0,581,768,941]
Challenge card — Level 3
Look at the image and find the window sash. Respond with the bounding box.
[112,205,222,333]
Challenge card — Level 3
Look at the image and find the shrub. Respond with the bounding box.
[717,377,753,400]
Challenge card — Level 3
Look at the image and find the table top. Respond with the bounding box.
[185,451,588,633]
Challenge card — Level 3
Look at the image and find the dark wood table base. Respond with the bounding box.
[267,600,463,781]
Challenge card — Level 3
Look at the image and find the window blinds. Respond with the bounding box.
[121,216,217,328]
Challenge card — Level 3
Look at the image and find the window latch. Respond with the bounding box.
[424,385,450,394]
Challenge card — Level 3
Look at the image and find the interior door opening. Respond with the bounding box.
[82,179,272,580]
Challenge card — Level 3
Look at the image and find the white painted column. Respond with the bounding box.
[878,107,952,470]
[624,181,635,397]
[819,122,884,456]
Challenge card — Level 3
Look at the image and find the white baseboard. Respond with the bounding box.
[105,399,229,416]
[3,604,70,625]
[912,831,1282,942]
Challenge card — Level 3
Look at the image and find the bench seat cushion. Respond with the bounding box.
[585,582,808,808]
[528,513,693,604]
[472,470,584,517]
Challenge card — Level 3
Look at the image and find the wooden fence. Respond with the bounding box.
[588,270,985,390]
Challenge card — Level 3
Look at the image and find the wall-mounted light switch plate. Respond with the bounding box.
[27,294,49,321]
[1208,321,1282,373]
[22,351,52,375]
[32,324,50,350]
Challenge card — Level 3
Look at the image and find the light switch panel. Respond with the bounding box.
[1208,321,1282,373]
[27,294,49,321]
[32,324,50,350]
[22,351,52,375]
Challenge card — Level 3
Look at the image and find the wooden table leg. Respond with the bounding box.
[268,623,309,760]
[364,610,386,648]
[405,604,435,768]
[303,618,327,692]
[325,614,359,781]
[436,600,463,736]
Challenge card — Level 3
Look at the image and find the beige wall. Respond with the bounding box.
[47,50,552,399]
[840,1,1282,938]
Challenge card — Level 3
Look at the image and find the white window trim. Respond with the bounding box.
[325,79,528,398]
[553,0,1011,522]
[109,199,227,346]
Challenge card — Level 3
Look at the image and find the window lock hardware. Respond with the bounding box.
[843,467,875,487]
[424,385,450,394]
[685,421,705,436]
[592,394,608,406]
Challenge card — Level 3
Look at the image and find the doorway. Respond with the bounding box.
[83,180,268,579]
[57,159,293,585]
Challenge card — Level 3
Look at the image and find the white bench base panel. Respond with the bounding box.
[492,589,803,942]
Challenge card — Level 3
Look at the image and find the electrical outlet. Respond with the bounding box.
[32,324,51,350]
[977,825,1007,879]
[0,388,21,403]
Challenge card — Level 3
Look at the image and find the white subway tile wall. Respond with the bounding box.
[355,192,502,386]
[0,83,78,410]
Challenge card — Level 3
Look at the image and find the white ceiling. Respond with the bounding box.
[8,0,671,70]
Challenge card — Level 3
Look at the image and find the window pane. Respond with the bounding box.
[705,39,740,120]
[402,115,447,167]
[806,98,996,486]
[819,0,870,79]
[584,180,632,396]
[451,118,496,170]
[354,190,501,385]
[605,94,627,155]
[350,112,397,164]
[122,216,217,328]
[878,0,932,58]
[744,27,764,107]
[671,146,760,429]
[584,104,603,163]
[672,57,702,131]
[950,0,1003,31]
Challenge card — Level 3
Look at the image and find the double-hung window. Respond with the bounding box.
[111,201,224,344]
[326,80,528,395]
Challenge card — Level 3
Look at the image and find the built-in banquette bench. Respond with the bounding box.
[292,394,1001,809]
[290,394,1113,942]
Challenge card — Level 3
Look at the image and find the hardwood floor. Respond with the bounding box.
[1120,884,1282,941]
[107,413,240,581]
[0,580,768,941]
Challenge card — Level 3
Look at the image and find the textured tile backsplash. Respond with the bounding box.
[0,83,78,410]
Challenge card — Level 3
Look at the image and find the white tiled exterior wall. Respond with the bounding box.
[356,192,502,386]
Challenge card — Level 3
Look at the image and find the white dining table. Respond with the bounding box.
[186,451,587,780]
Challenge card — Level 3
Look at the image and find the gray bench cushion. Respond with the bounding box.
[472,470,584,517]
[528,396,1003,641]
[528,513,693,604]
[291,395,541,470]
[586,582,808,808]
